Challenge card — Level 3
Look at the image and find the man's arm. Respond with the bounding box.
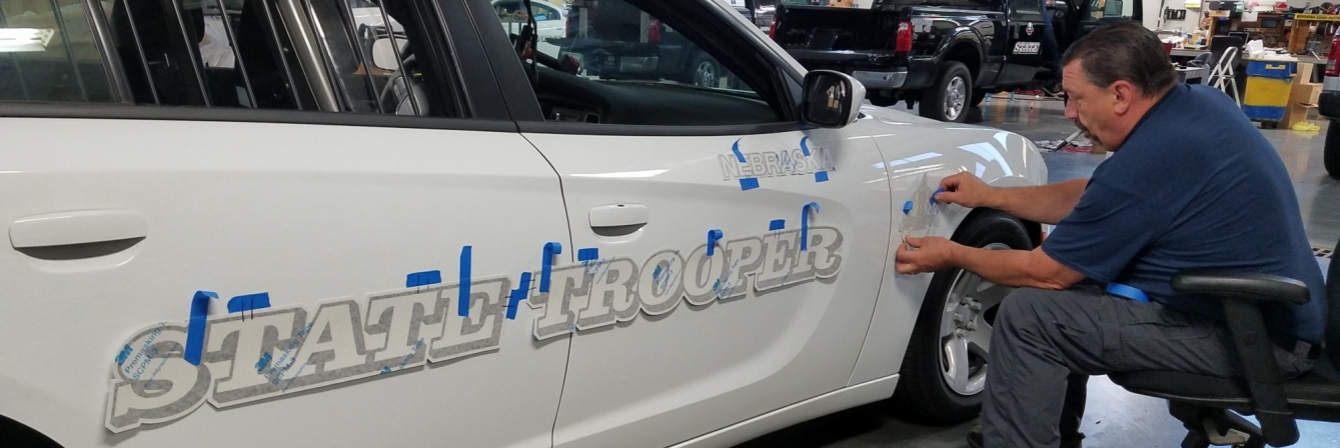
[936,174,1088,225]
[895,237,1086,290]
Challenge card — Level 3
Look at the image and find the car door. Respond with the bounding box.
[0,0,569,447]
[470,0,893,446]
[1000,0,1045,84]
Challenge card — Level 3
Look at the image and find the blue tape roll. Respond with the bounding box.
[1106,283,1150,303]
[801,202,820,251]
[706,229,723,256]
[459,246,472,317]
[540,242,562,293]
[185,290,218,366]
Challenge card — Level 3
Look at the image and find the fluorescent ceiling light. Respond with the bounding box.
[0,28,55,53]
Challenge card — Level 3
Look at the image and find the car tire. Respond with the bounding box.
[919,62,972,122]
[889,209,1034,424]
[1326,120,1340,179]
[687,53,721,88]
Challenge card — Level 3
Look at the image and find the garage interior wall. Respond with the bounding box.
[1147,0,1326,32]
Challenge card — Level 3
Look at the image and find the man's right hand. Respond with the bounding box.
[936,172,997,208]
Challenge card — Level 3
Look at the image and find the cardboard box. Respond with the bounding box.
[1292,82,1322,105]
[1284,102,1319,129]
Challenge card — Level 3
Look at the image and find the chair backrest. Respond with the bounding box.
[1327,248,1340,369]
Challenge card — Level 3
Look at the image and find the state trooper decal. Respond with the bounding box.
[105,227,845,433]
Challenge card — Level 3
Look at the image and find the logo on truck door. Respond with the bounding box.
[105,227,845,433]
[1013,41,1041,55]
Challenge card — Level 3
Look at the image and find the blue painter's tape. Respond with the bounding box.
[769,219,785,231]
[801,202,820,251]
[801,137,829,183]
[507,272,533,320]
[1106,283,1150,303]
[706,229,723,256]
[459,246,472,317]
[227,292,272,313]
[903,200,914,215]
[800,136,812,156]
[739,178,759,190]
[578,248,599,261]
[932,188,946,205]
[540,242,562,293]
[815,171,829,182]
[405,270,443,288]
[731,139,746,162]
[185,290,218,366]
[653,265,663,279]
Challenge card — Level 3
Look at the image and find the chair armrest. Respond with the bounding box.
[1172,271,1310,305]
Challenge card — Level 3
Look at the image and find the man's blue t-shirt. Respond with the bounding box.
[1042,84,1327,344]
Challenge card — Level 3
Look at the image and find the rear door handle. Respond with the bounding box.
[589,204,648,236]
[11,210,148,257]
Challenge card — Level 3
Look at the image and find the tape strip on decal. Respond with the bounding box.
[706,229,723,256]
[801,202,820,251]
[458,246,472,317]
[184,290,218,365]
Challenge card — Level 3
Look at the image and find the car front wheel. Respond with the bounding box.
[890,209,1034,424]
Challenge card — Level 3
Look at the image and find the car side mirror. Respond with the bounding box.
[801,70,865,128]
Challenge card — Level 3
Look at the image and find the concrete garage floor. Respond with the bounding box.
[738,98,1340,447]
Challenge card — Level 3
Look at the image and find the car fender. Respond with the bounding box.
[846,119,1045,387]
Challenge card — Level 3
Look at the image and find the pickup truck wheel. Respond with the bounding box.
[1326,121,1340,179]
[920,62,972,122]
[890,210,1033,424]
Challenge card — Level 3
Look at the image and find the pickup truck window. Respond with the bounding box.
[0,0,115,103]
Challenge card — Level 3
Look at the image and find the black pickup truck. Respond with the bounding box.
[772,0,1141,122]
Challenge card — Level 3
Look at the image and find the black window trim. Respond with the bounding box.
[82,0,135,104]
[516,120,814,137]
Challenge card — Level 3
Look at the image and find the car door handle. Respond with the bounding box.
[10,210,148,258]
[589,204,648,236]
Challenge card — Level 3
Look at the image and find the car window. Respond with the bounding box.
[102,0,456,116]
[492,0,786,126]
[0,0,115,103]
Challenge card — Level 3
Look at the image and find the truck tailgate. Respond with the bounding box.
[775,6,900,52]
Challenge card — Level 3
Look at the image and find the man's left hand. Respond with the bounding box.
[895,236,959,275]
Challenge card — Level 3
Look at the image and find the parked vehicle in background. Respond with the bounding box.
[772,0,1141,122]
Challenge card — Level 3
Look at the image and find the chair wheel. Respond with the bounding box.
[1182,431,1212,448]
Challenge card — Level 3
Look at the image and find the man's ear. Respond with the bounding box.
[1110,80,1136,115]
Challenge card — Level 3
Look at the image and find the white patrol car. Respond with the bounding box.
[0,0,1046,446]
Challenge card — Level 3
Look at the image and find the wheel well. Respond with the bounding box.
[953,207,1040,249]
[943,43,980,83]
[0,414,63,448]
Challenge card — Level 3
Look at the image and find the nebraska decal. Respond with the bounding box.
[105,227,844,433]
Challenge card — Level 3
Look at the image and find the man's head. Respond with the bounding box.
[1060,22,1177,151]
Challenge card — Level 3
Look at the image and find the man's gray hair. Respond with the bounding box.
[1061,22,1177,98]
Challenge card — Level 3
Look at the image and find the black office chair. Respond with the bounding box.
[1109,248,1340,448]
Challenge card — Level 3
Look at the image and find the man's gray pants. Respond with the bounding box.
[982,284,1314,448]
